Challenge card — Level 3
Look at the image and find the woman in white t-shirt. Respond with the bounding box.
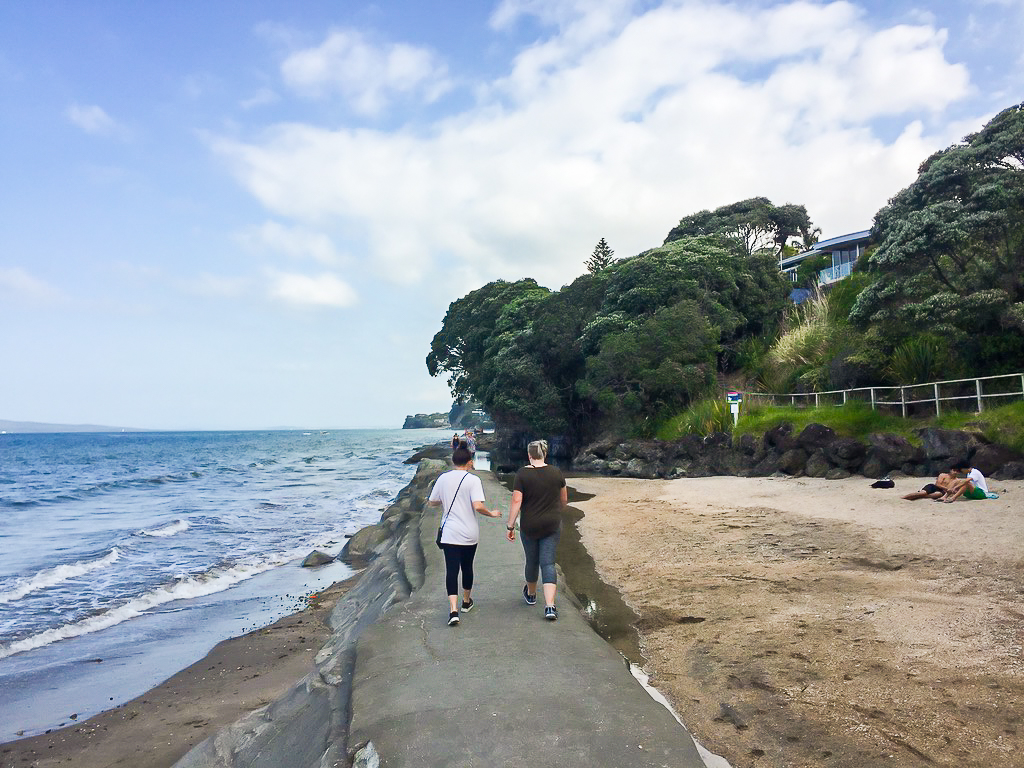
[427,445,501,625]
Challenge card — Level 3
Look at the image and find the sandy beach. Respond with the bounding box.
[570,474,1024,768]
[0,577,356,768]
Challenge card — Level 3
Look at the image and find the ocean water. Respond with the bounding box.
[0,428,451,739]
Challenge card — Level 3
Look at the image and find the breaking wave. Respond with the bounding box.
[139,519,189,538]
[0,549,121,605]
[0,556,287,660]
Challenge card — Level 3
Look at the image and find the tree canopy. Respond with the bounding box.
[427,236,790,438]
[663,197,815,258]
[851,102,1024,337]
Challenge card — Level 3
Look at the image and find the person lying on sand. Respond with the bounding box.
[938,464,989,502]
[902,471,955,500]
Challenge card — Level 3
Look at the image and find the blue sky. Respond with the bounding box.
[1,0,1021,430]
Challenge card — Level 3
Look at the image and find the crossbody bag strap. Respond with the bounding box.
[439,471,470,534]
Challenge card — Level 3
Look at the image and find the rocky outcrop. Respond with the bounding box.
[401,412,449,429]
[572,425,1023,480]
[174,459,446,768]
[300,550,335,567]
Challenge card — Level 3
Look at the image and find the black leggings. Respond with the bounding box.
[441,543,478,596]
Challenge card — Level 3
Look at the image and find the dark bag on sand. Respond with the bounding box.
[870,477,895,489]
[435,472,469,549]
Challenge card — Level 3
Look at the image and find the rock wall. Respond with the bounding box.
[173,459,445,768]
[573,426,1024,480]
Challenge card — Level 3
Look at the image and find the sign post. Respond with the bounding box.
[727,391,742,426]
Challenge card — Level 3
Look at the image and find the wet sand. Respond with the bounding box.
[0,577,356,768]
[569,474,1024,768]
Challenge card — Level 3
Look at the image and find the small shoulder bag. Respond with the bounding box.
[435,471,469,549]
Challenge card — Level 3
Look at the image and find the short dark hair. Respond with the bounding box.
[452,445,474,466]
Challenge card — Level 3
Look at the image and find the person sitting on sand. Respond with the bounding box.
[428,445,501,626]
[939,464,990,503]
[505,439,567,621]
[902,471,955,500]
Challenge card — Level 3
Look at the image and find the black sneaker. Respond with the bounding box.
[448,611,460,626]
[544,606,558,621]
[523,585,537,606]
[461,599,474,613]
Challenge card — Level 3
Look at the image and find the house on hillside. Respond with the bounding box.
[780,229,871,288]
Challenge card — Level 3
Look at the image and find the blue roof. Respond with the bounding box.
[809,229,871,251]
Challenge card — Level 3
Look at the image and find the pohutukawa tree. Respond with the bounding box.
[663,197,815,259]
[851,102,1024,337]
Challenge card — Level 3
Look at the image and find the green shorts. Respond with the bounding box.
[964,486,987,500]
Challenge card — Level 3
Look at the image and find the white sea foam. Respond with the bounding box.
[140,519,190,538]
[0,554,290,660]
[0,549,121,605]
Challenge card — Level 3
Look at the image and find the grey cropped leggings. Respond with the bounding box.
[521,528,560,585]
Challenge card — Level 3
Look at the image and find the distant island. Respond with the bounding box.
[401,412,450,429]
[402,401,493,430]
[0,419,147,434]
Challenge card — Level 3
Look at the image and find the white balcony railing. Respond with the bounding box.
[818,261,854,285]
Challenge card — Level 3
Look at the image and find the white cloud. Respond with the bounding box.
[0,267,62,303]
[215,1,983,291]
[240,87,280,110]
[266,270,357,307]
[280,28,451,115]
[242,221,342,265]
[65,103,126,138]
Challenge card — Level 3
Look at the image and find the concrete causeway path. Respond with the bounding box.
[347,469,710,768]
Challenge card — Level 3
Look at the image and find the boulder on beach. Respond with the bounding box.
[301,550,335,567]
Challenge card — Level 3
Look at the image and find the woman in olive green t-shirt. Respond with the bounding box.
[506,439,567,620]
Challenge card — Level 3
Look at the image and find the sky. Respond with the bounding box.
[1,0,1022,431]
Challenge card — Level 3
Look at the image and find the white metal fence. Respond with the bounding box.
[742,372,1024,417]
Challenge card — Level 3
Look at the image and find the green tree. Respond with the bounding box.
[585,237,616,273]
[582,301,718,432]
[426,279,550,404]
[664,197,815,259]
[851,102,1024,341]
[426,236,791,439]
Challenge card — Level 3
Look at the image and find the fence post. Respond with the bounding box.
[843,390,848,405]
[815,393,820,408]
[934,382,941,417]
[901,387,906,418]
[976,378,983,412]
[870,388,876,410]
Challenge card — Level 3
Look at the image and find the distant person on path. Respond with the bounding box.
[902,471,955,500]
[452,432,460,451]
[940,464,990,502]
[463,429,477,453]
[428,446,500,626]
[506,439,567,621]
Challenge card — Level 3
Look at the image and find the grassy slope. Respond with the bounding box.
[719,401,1024,454]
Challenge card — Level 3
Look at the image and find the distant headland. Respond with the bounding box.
[0,419,147,434]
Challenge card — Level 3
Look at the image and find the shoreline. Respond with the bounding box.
[0,576,357,768]
[14,445,1003,767]
[1,442,451,768]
